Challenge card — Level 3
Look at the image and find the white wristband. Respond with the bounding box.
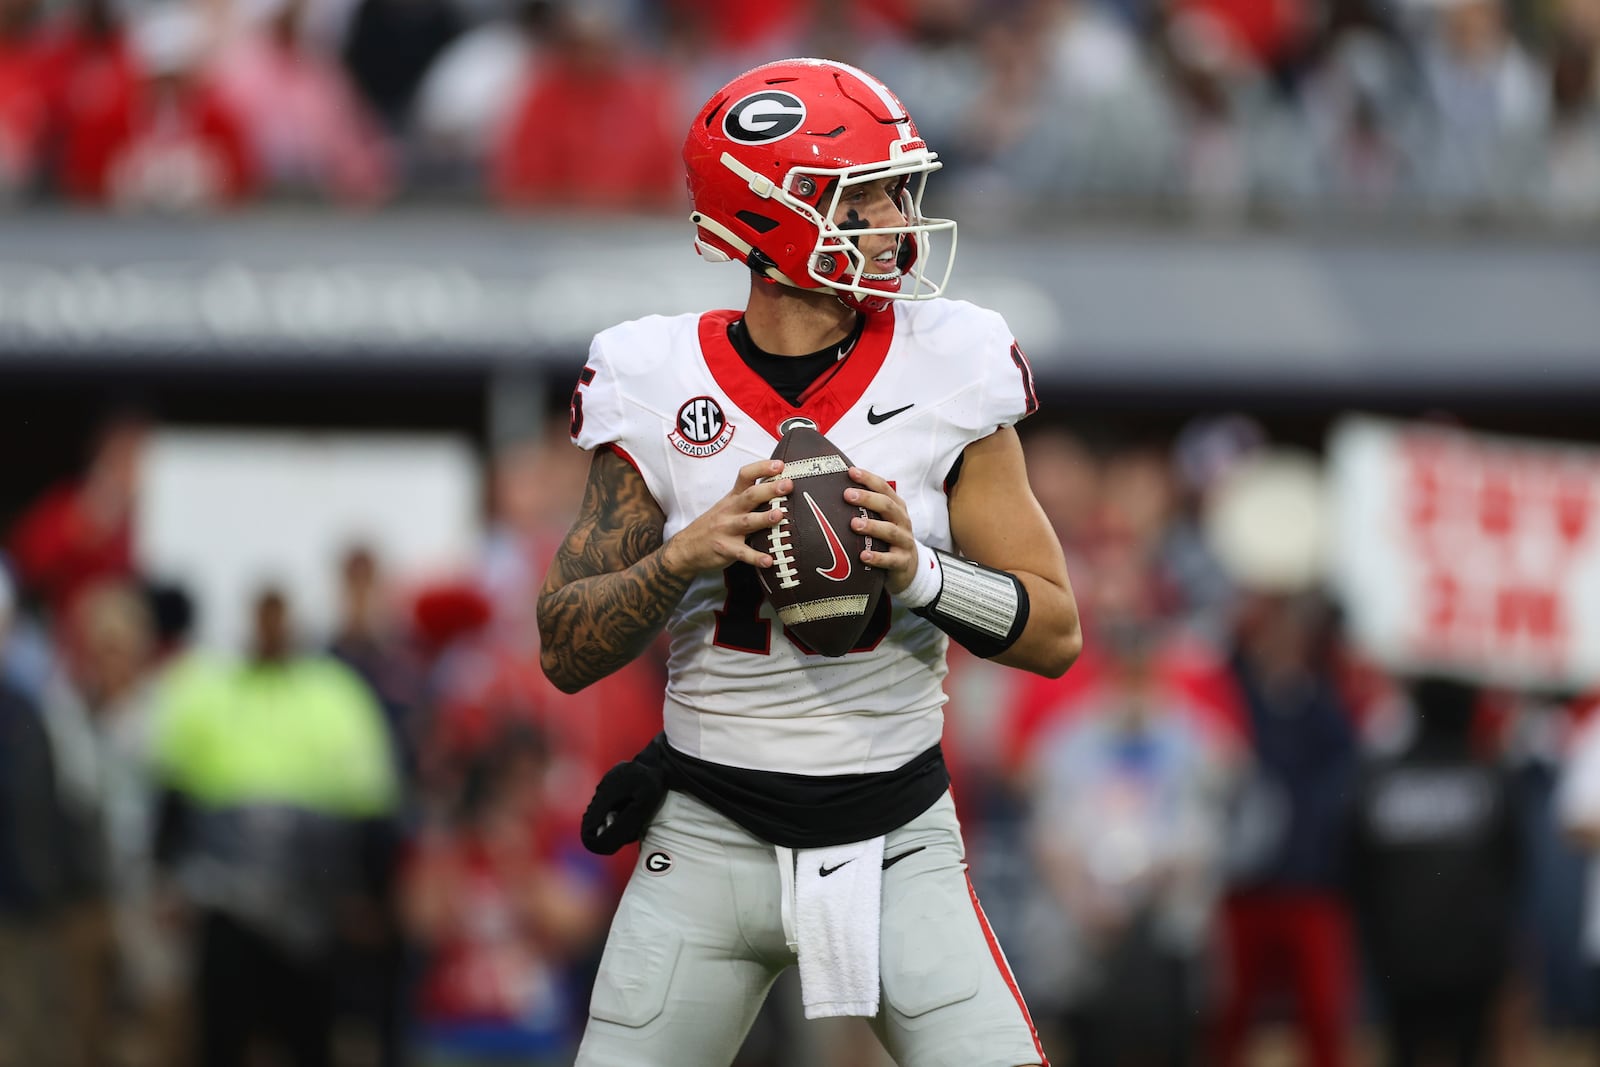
[896,540,944,609]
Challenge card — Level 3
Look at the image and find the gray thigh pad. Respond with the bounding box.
[575,792,787,1067]
[875,798,1047,1067]
[881,878,980,1018]
[589,925,682,1028]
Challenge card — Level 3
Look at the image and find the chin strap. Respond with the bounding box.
[692,209,893,315]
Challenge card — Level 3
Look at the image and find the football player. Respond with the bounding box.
[538,58,1081,1067]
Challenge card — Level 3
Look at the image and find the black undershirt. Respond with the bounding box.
[661,742,950,849]
[655,313,951,847]
[728,314,866,406]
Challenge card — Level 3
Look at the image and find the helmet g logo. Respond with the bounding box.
[723,91,806,144]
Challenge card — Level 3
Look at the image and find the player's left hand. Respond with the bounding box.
[845,467,918,595]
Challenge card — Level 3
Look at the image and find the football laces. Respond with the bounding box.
[763,496,800,589]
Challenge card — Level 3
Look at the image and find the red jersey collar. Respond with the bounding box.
[698,307,896,439]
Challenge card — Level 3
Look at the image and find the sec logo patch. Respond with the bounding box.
[670,396,736,457]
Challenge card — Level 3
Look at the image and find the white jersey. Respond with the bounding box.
[571,298,1038,777]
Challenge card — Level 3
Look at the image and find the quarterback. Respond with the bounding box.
[538,58,1081,1067]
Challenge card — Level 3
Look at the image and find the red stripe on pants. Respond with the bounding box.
[965,874,1050,1067]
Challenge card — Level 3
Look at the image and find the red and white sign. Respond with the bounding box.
[1329,417,1600,690]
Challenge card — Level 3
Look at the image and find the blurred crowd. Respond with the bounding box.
[0,0,1597,221]
[5,409,1600,1067]
[0,415,658,1067]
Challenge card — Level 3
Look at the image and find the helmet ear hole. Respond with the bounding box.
[736,210,781,234]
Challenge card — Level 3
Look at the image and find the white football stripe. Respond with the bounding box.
[778,595,871,625]
[781,455,849,479]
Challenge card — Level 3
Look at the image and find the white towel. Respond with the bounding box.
[780,836,885,1019]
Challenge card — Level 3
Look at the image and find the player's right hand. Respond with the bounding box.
[660,460,791,576]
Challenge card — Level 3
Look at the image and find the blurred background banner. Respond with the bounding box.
[1330,416,1600,691]
[1,217,1597,395]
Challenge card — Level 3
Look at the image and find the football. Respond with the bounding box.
[745,425,886,657]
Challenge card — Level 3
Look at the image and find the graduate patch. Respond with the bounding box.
[669,396,736,457]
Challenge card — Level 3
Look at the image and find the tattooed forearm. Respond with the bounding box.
[538,547,690,693]
[537,448,687,693]
[544,448,668,590]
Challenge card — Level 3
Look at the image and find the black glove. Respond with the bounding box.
[580,741,668,855]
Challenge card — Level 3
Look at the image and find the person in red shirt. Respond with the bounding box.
[47,1,255,207]
[42,0,141,202]
[106,4,255,209]
[490,4,683,211]
[7,413,146,625]
[0,0,52,196]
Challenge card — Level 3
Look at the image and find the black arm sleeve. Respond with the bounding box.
[911,548,1031,659]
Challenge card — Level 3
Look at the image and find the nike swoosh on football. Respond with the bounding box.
[866,403,914,425]
[881,846,927,870]
[818,859,853,877]
[803,491,852,582]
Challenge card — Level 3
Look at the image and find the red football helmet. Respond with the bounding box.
[683,58,957,314]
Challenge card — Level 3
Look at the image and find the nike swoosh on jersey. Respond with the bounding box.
[881,846,927,870]
[804,491,852,582]
[866,403,914,425]
[818,859,853,877]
